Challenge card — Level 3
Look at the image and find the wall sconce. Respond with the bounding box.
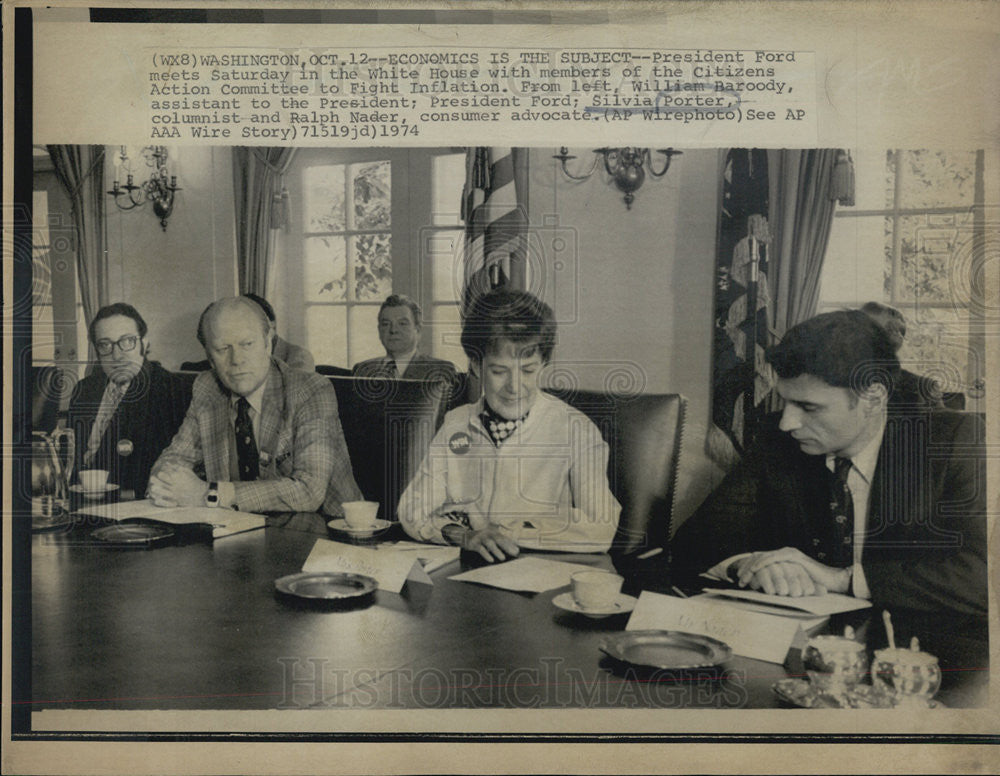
[553,147,682,209]
[107,146,181,231]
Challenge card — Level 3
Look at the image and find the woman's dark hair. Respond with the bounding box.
[460,288,557,363]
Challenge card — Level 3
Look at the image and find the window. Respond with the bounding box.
[424,152,468,368]
[818,150,987,400]
[32,147,86,374]
[301,159,392,367]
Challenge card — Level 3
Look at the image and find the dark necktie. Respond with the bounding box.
[235,397,260,481]
[385,359,398,378]
[830,456,855,567]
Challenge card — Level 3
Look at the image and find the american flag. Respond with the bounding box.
[460,147,527,311]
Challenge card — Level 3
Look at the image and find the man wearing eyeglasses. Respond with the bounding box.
[66,303,192,497]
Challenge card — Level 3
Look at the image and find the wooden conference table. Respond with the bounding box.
[30,511,988,711]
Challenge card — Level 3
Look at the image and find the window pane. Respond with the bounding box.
[305,305,347,367]
[428,229,465,303]
[818,216,885,304]
[432,153,466,226]
[894,213,974,303]
[348,305,383,366]
[304,164,346,232]
[304,236,347,301]
[896,150,977,209]
[352,233,392,301]
[351,160,391,230]
[428,303,466,370]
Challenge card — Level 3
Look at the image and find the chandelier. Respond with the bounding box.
[107,146,181,231]
[553,147,682,209]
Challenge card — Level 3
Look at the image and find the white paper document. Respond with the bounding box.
[74,499,266,538]
[701,588,873,616]
[448,556,602,593]
[626,590,803,664]
[302,538,434,594]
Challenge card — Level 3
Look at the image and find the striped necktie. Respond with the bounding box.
[83,379,128,466]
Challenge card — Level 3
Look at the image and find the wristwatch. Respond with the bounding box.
[441,523,469,548]
[205,481,220,507]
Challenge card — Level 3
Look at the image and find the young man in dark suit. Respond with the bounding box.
[352,294,457,383]
[66,303,192,497]
[671,310,986,620]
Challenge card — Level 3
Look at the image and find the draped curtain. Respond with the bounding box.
[232,147,296,295]
[47,144,107,328]
[460,147,529,312]
[766,148,843,338]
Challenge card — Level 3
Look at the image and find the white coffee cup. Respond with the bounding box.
[78,469,109,492]
[571,570,623,610]
[342,500,380,529]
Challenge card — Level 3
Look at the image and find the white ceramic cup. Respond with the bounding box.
[570,570,623,610]
[342,500,380,529]
[78,469,110,492]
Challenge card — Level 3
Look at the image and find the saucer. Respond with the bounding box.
[71,483,120,500]
[552,592,637,618]
[327,518,392,538]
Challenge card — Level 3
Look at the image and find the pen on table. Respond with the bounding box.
[636,547,663,560]
[670,586,689,598]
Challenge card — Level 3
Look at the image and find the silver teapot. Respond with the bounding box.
[32,428,75,518]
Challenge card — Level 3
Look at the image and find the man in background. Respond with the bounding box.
[244,292,316,372]
[860,301,945,409]
[149,296,361,514]
[67,303,191,497]
[353,294,457,383]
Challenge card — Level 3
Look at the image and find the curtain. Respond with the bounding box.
[460,147,528,312]
[709,149,771,452]
[47,144,107,328]
[232,147,296,295]
[767,148,842,338]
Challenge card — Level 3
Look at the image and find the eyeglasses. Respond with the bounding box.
[95,335,140,356]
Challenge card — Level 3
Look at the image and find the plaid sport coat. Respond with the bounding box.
[154,359,361,515]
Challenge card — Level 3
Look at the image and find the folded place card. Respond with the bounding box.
[380,542,462,574]
[626,590,803,664]
[448,556,604,593]
[701,588,873,616]
[75,498,265,538]
[302,538,433,594]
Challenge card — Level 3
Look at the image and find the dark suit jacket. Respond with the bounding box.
[66,360,192,495]
[671,409,987,618]
[352,353,458,383]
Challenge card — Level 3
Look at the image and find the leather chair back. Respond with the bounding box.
[31,365,63,434]
[545,388,687,556]
[328,375,450,522]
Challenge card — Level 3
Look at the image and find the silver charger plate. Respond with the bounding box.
[91,522,175,547]
[274,571,378,602]
[600,630,733,669]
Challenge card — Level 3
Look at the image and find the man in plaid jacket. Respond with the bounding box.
[149,296,361,514]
